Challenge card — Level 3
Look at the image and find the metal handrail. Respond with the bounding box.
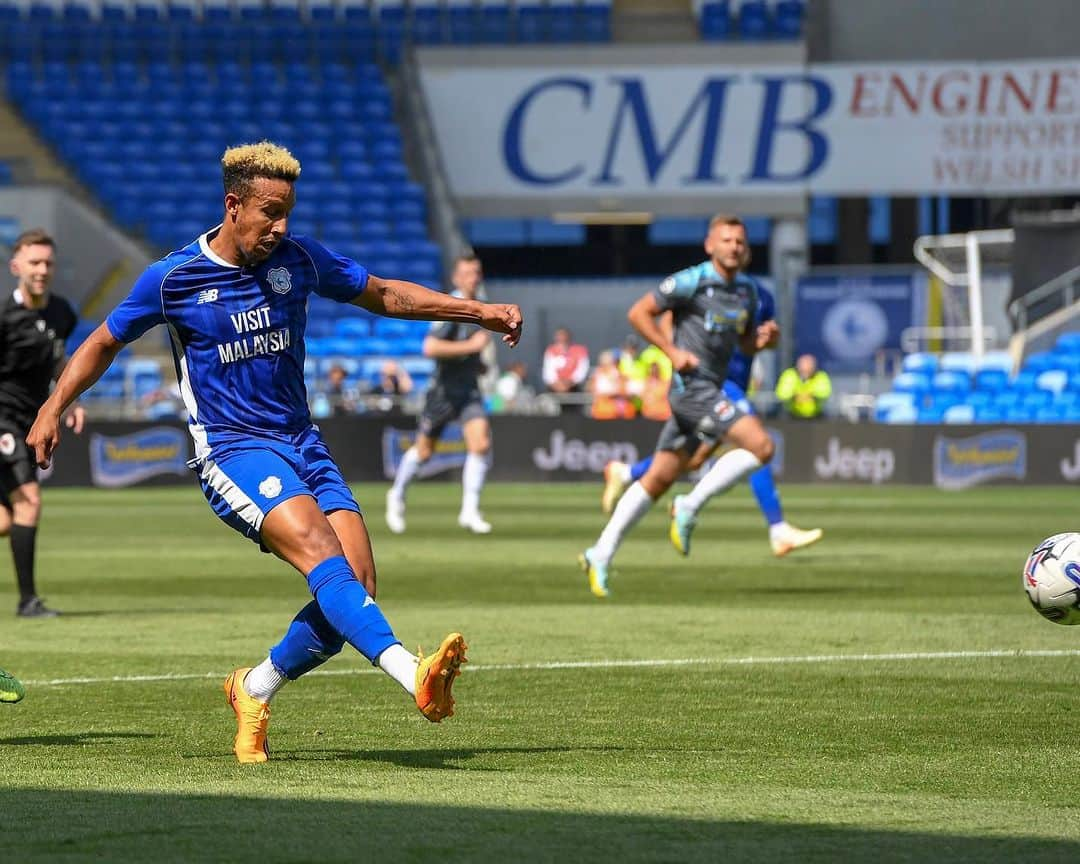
[899,326,999,354]
[1008,263,1080,331]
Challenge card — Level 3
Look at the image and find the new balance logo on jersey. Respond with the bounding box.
[197,289,219,304]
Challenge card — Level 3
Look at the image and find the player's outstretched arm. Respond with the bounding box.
[27,323,124,467]
[354,276,522,347]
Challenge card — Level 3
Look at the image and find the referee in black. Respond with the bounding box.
[1,228,83,617]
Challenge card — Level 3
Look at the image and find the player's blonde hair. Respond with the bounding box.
[707,213,745,232]
[221,141,302,200]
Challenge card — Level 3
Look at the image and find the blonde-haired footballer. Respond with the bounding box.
[28,141,524,762]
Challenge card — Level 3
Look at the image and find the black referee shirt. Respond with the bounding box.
[0,289,77,433]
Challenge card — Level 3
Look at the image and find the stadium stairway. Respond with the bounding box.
[0,94,76,186]
[612,0,698,42]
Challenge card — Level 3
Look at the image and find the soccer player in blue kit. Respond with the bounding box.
[26,142,523,762]
[580,215,808,598]
[600,280,822,558]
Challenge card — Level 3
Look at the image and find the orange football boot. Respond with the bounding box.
[223,667,270,764]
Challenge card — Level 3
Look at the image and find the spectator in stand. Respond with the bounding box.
[325,364,359,416]
[639,362,672,421]
[542,327,589,394]
[589,350,636,420]
[493,361,531,412]
[374,361,413,397]
[775,353,831,420]
[140,381,185,421]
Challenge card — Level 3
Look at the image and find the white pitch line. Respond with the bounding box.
[21,649,1080,689]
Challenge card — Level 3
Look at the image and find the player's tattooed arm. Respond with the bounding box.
[355,276,523,346]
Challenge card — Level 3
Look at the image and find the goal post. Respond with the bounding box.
[912,229,1014,360]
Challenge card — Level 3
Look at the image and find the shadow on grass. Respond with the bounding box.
[272,745,623,770]
[2,788,1076,864]
[0,731,156,746]
[54,608,220,618]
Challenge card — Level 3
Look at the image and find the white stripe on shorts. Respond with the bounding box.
[200,459,265,534]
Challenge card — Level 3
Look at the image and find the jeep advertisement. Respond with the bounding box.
[36,418,1080,487]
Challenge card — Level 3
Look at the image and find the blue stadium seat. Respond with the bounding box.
[873,391,914,423]
[446,0,478,42]
[477,0,512,41]
[517,0,551,42]
[893,372,931,394]
[699,0,730,40]
[1036,370,1068,394]
[868,196,891,245]
[808,196,837,245]
[549,0,580,42]
[648,217,708,245]
[974,369,1008,391]
[465,218,528,246]
[974,350,1012,374]
[928,371,972,395]
[773,0,804,38]
[943,404,975,424]
[973,407,1006,424]
[528,218,586,245]
[1057,332,1080,354]
[901,352,937,375]
[1023,352,1060,374]
[940,352,976,376]
[737,0,772,39]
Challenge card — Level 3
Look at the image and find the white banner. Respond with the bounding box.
[420,59,1080,198]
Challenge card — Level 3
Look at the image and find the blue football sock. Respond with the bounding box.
[305,556,400,664]
[269,601,346,680]
[749,465,784,527]
[629,455,653,482]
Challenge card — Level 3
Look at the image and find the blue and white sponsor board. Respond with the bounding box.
[89,427,190,488]
[420,59,1080,199]
[382,424,472,479]
[933,429,1027,490]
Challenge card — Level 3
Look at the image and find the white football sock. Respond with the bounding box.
[769,521,792,540]
[461,452,489,515]
[592,481,654,565]
[243,657,288,704]
[682,449,763,516]
[377,643,418,695]
[390,447,422,500]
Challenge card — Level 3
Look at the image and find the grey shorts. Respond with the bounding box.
[655,376,748,454]
[418,385,487,438]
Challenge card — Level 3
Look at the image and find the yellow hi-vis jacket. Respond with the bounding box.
[775,369,832,419]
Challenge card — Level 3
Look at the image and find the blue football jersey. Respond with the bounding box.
[106,229,367,458]
[725,282,775,392]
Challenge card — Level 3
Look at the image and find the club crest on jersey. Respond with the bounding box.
[659,277,676,295]
[267,267,292,295]
[0,433,14,457]
[259,476,283,498]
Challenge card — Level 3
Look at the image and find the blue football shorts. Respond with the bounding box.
[194,425,360,547]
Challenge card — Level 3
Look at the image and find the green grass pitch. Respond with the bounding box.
[1,482,1078,863]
